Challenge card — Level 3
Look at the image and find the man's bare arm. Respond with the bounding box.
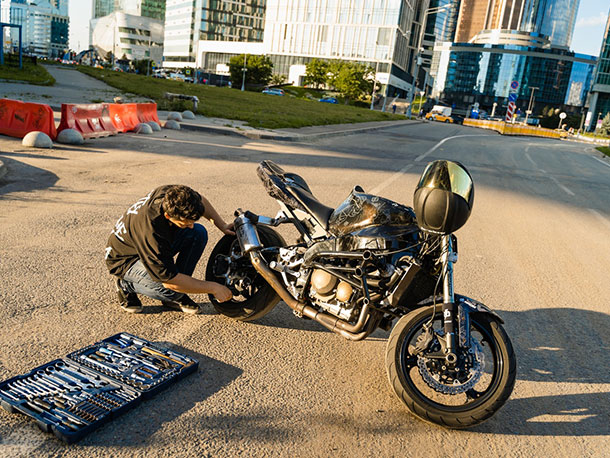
[163,273,232,302]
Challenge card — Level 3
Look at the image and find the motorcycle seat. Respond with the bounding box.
[257,160,334,229]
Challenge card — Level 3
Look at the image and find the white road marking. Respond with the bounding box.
[539,169,547,174]
[369,164,414,194]
[525,152,537,167]
[371,134,492,194]
[588,209,610,231]
[548,176,575,196]
[414,134,491,162]
[592,156,610,169]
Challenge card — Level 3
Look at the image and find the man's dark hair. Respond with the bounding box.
[163,185,205,221]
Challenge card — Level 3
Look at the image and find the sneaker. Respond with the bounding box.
[115,278,143,313]
[162,295,201,315]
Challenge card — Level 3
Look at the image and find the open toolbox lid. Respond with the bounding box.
[0,333,198,443]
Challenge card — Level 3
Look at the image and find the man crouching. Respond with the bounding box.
[105,185,233,314]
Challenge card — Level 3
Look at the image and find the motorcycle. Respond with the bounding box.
[205,159,516,428]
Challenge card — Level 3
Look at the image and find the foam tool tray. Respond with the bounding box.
[0,332,198,443]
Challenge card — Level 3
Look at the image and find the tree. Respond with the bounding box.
[132,59,153,75]
[270,73,287,85]
[228,54,273,89]
[304,58,328,88]
[327,61,374,103]
[599,113,610,136]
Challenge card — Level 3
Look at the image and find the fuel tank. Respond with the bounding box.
[328,189,417,238]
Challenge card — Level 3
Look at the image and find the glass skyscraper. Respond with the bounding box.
[586,10,610,131]
[454,0,580,48]
[93,0,166,20]
[430,43,596,112]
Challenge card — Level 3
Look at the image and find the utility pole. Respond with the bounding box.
[241,54,247,91]
[370,60,379,110]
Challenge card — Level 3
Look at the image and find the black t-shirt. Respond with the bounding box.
[105,186,180,282]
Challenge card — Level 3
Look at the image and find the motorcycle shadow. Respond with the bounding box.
[499,307,610,385]
[80,345,243,446]
[476,391,609,436]
[477,306,610,437]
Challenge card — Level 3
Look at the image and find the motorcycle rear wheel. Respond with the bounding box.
[385,305,516,428]
[205,226,285,322]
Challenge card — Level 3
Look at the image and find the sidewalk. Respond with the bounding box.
[155,110,422,142]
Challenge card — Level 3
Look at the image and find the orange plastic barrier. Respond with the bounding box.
[136,103,160,124]
[57,103,118,139]
[108,103,140,133]
[0,99,57,139]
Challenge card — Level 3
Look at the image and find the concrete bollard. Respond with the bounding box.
[22,131,53,148]
[56,129,85,145]
[147,121,162,132]
[135,123,153,134]
[182,110,196,120]
[164,120,181,130]
[167,112,183,122]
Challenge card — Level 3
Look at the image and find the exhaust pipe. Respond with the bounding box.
[249,250,375,341]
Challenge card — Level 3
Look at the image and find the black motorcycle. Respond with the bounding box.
[205,159,516,428]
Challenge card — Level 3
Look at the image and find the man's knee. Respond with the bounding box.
[192,223,208,246]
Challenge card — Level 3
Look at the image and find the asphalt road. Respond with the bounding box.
[0,122,608,457]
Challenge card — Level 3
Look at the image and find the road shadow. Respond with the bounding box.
[0,155,59,197]
[82,345,242,446]
[252,303,330,333]
[499,308,610,384]
[476,391,610,436]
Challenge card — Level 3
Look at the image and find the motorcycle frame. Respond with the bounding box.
[234,197,501,348]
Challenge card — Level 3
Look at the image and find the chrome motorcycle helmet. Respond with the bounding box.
[413,160,474,234]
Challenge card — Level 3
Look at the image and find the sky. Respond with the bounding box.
[69,0,609,56]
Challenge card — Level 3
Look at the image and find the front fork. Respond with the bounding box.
[441,235,459,364]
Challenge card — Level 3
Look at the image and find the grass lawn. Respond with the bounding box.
[0,61,55,86]
[596,146,610,157]
[77,66,405,129]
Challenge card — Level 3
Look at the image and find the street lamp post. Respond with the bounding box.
[406,4,452,118]
[241,54,247,91]
[524,86,538,125]
[370,60,380,110]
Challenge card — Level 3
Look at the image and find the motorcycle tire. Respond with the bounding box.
[205,226,286,322]
[385,305,516,428]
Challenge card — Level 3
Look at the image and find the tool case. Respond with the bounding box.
[0,332,198,443]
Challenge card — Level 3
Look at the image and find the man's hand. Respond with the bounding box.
[219,221,235,236]
[212,283,233,302]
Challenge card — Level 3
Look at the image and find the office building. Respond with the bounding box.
[585,10,610,131]
[455,0,579,48]
[90,11,164,65]
[164,0,427,99]
[90,0,166,65]
[3,0,69,58]
[430,43,596,111]
[93,0,166,20]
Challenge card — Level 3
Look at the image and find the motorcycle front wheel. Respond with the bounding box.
[205,226,285,322]
[385,305,516,428]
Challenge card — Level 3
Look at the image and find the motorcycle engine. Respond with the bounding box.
[309,269,356,321]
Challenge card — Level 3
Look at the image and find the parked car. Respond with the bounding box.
[262,88,285,96]
[451,114,465,124]
[425,105,454,123]
[319,96,338,104]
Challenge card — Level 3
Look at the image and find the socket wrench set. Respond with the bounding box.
[0,332,198,443]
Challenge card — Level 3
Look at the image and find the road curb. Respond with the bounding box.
[179,119,424,142]
[0,159,6,181]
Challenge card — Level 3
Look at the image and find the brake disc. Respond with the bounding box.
[417,338,485,395]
